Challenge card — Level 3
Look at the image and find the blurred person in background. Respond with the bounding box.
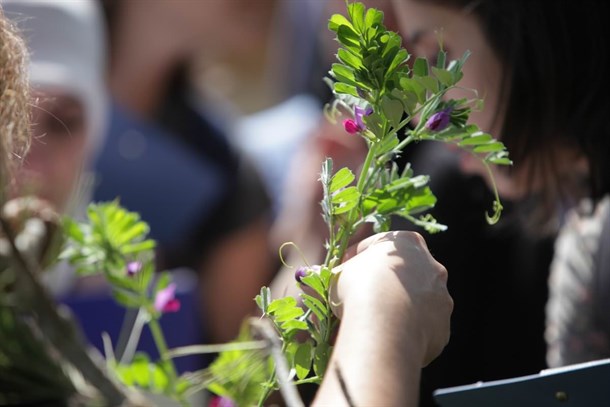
[94,0,276,344]
[264,6,548,402]
[1,0,107,296]
[391,0,607,405]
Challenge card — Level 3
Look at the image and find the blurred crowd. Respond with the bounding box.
[2,0,608,406]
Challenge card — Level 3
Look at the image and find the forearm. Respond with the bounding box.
[314,303,424,406]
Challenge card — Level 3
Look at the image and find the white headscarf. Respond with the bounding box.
[1,0,107,159]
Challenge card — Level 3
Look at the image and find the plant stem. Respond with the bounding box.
[119,307,147,364]
[167,341,267,359]
[148,318,178,388]
[257,368,277,407]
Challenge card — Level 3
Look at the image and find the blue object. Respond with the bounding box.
[434,358,610,406]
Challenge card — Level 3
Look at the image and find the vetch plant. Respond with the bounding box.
[55,2,511,406]
[206,1,510,405]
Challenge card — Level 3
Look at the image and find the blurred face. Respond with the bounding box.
[137,0,277,58]
[392,0,536,198]
[17,90,87,211]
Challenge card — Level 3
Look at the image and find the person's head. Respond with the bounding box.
[2,0,107,211]
[393,0,609,210]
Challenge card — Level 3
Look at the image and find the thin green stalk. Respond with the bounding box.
[257,359,277,406]
[118,307,147,364]
[167,341,267,359]
[148,318,178,387]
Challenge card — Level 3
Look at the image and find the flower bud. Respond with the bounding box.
[154,283,181,313]
[126,261,142,277]
[343,119,361,134]
[425,108,452,132]
[295,266,308,282]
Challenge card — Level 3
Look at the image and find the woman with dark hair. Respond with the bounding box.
[391,0,609,404]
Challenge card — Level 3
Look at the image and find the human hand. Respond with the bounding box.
[331,231,453,366]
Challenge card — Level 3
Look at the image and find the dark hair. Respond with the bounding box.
[423,0,610,204]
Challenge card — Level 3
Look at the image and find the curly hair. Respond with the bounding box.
[0,7,31,194]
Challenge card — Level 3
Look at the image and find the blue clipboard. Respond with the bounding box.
[434,358,610,406]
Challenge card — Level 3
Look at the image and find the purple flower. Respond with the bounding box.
[295,266,308,282]
[126,261,142,277]
[295,265,321,282]
[154,283,181,313]
[355,106,373,129]
[343,106,373,134]
[425,108,452,132]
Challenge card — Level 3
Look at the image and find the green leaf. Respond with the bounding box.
[331,187,360,215]
[130,353,151,388]
[387,49,409,77]
[337,25,361,51]
[488,156,512,165]
[416,75,439,93]
[331,64,360,88]
[300,293,327,322]
[255,286,271,315]
[400,77,426,104]
[319,266,332,289]
[347,2,366,33]
[436,49,447,69]
[300,273,326,299]
[473,142,505,153]
[295,343,313,380]
[115,364,134,386]
[63,217,85,243]
[431,66,454,87]
[364,7,383,28]
[333,82,359,98]
[337,48,363,70]
[457,133,493,146]
[380,96,404,129]
[328,14,353,32]
[268,297,305,325]
[313,343,332,377]
[121,239,155,255]
[330,167,355,193]
[413,57,429,77]
[281,319,308,333]
[152,364,169,392]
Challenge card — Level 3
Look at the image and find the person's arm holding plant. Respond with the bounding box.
[314,231,452,407]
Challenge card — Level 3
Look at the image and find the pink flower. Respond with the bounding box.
[343,119,361,134]
[126,261,142,277]
[209,396,235,407]
[343,106,373,134]
[154,283,181,313]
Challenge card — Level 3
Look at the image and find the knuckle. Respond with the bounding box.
[407,231,427,248]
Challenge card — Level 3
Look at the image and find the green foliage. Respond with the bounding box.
[61,201,189,403]
[206,327,273,406]
[62,201,155,276]
[43,2,513,406]
[225,3,512,404]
